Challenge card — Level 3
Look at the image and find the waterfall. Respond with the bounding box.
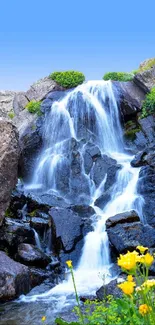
[21,80,144,303]
[33,229,42,250]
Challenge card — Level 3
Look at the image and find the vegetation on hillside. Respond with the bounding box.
[141,87,155,118]
[103,72,133,82]
[49,71,85,88]
[25,100,42,115]
[133,58,155,75]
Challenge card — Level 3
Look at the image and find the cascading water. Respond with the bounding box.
[21,80,144,305]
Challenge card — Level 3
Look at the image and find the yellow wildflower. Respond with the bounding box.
[135,255,145,263]
[42,316,46,322]
[143,253,154,267]
[66,260,72,268]
[136,286,142,292]
[118,281,136,295]
[139,304,152,316]
[142,279,155,289]
[127,275,134,282]
[136,245,148,254]
[117,251,137,271]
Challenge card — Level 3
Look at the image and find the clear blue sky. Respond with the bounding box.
[0,0,155,90]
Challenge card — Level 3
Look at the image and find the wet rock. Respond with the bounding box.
[131,150,148,167]
[93,154,120,190]
[106,210,140,229]
[107,221,155,254]
[29,268,53,288]
[95,189,111,209]
[113,81,145,120]
[138,165,155,226]
[138,115,155,145]
[96,279,122,300]
[0,251,30,301]
[0,119,19,225]
[49,207,83,253]
[134,65,155,92]
[17,243,50,267]
[0,218,35,254]
[30,217,49,234]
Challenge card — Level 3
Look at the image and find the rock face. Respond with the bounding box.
[0,91,17,118]
[0,119,19,225]
[25,77,63,102]
[134,66,155,92]
[106,211,155,254]
[113,81,146,120]
[17,243,50,267]
[0,251,30,301]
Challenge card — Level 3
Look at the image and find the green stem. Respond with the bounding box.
[70,267,85,325]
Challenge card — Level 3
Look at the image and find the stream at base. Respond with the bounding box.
[0,81,144,324]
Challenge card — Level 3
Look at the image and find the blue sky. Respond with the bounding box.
[0,0,155,90]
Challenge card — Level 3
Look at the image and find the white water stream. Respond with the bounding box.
[20,81,144,306]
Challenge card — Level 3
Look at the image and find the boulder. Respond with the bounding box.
[25,77,63,102]
[0,218,35,254]
[93,154,120,189]
[134,66,155,92]
[17,243,50,267]
[0,119,19,225]
[113,81,146,120]
[106,210,140,229]
[107,221,155,254]
[0,91,17,118]
[96,279,122,300]
[0,251,30,301]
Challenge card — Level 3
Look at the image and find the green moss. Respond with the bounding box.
[25,100,42,115]
[103,72,133,82]
[141,87,155,118]
[125,128,140,140]
[49,70,85,88]
[28,210,38,217]
[8,111,15,119]
[5,208,14,218]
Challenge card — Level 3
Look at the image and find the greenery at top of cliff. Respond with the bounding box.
[49,71,85,88]
[141,87,155,118]
[103,72,133,82]
[133,58,155,75]
[25,100,42,115]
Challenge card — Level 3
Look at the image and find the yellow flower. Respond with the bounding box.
[66,260,72,268]
[143,253,154,267]
[42,316,46,322]
[136,245,148,254]
[135,255,145,263]
[118,281,136,295]
[139,304,152,316]
[127,275,134,282]
[142,279,155,289]
[136,286,142,292]
[117,251,137,271]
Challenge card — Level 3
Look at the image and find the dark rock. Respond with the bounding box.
[95,189,111,209]
[17,243,50,267]
[106,210,140,229]
[0,218,35,254]
[138,165,155,226]
[49,207,84,253]
[107,221,155,253]
[134,66,155,92]
[131,150,148,167]
[0,251,30,301]
[0,119,19,225]
[93,154,120,189]
[96,279,122,300]
[29,267,53,288]
[138,116,155,145]
[30,217,49,234]
[113,81,146,121]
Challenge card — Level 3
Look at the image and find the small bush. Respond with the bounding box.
[8,111,15,119]
[103,72,133,82]
[25,100,42,115]
[49,71,85,88]
[141,87,155,118]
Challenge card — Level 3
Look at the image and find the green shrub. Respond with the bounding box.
[141,87,155,118]
[49,71,85,88]
[25,100,42,115]
[103,72,133,82]
[8,111,15,119]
